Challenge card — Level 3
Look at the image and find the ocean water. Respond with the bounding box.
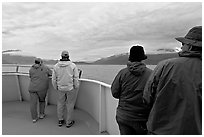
[77,65,156,85]
[3,64,156,85]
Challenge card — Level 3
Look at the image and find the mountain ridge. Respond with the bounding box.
[3,52,179,65]
[93,52,178,65]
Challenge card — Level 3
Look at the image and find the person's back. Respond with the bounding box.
[143,26,202,135]
[53,61,78,91]
[28,58,52,123]
[29,61,51,92]
[52,50,79,128]
[111,46,152,135]
[112,63,152,121]
[145,57,201,134]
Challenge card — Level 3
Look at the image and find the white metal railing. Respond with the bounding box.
[2,64,120,135]
[2,64,83,78]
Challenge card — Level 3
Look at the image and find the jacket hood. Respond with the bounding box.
[127,61,147,76]
[32,64,41,69]
[57,61,72,67]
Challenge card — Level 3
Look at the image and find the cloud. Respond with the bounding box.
[2,2,202,61]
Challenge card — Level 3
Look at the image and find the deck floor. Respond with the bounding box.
[2,101,107,135]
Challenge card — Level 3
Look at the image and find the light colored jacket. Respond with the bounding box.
[52,61,79,91]
[143,51,202,135]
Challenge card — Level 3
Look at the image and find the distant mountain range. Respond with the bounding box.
[2,54,91,65]
[2,54,57,65]
[2,52,179,65]
[93,53,178,65]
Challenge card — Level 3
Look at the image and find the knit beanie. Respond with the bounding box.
[128,46,147,62]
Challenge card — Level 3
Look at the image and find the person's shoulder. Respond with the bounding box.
[42,64,52,70]
[41,64,48,68]
[29,66,33,72]
[52,63,59,69]
[29,64,35,69]
[70,62,77,67]
[158,57,180,66]
[71,61,76,65]
[155,57,187,72]
[29,65,34,69]
[145,67,153,73]
[118,67,128,74]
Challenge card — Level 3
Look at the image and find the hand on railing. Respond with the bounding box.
[78,69,82,78]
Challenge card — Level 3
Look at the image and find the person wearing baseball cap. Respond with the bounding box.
[61,50,69,58]
[143,26,202,135]
[52,50,79,128]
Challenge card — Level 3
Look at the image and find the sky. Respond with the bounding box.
[2,2,202,61]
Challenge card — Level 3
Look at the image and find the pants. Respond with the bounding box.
[57,88,77,123]
[29,91,47,120]
[116,116,148,135]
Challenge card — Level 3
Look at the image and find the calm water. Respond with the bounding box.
[77,65,156,85]
[3,64,156,85]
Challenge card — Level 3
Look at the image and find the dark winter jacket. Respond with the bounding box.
[29,64,52,92]
[143,51,202,135]
[111,61,152,121]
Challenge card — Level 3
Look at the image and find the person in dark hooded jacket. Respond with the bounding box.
[143,26,202,135]
[111,46,152,135]
[29,58,52,123]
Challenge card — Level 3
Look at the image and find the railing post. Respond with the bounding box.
[16,65,19,73]
[99,84,106,133]
[16,65,23,101]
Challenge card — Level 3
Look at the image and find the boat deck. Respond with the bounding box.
[2,101,108,135]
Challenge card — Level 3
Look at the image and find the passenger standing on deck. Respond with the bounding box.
[52,50,79,128]
[29,58,52,123]
[111,46,152,135]
[143,26,202,135]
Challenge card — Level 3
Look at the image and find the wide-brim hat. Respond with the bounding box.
[175,26,202,47]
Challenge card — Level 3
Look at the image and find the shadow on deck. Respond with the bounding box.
[2,101,108,135]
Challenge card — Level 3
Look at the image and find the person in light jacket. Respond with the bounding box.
[143,26,202,135]
[52,50,79,128]
[29,58,52,123]
[111,46,152,135]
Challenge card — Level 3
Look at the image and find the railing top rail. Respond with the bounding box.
[80,78,111,88]
[2,64,111,87]
[2,64,53,74]
[2,64,31,67]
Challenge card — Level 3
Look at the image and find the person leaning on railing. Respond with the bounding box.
[28,58,52,123]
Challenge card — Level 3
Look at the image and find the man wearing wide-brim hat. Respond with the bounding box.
[143,26,202,135]
[175,26,202,47]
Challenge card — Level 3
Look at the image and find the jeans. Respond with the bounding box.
[29,91,47,120]
[57,89,78,123]
[116,116,148,135]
